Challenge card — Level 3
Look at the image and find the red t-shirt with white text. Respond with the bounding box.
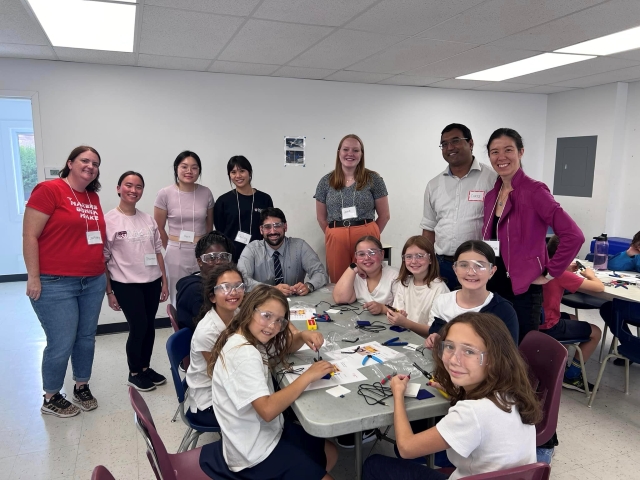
[27,178,106,277]
[541,270,584,329]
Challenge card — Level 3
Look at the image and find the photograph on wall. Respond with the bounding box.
[284,136,306,166]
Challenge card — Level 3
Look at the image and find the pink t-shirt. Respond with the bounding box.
[541,270,584,329]
[154,184,214,237]
[104,208,163,284]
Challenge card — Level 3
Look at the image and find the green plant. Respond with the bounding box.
[20,145,37,200]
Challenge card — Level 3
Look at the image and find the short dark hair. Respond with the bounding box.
[632,231,640,246]
[547,235,560,259]
[487,128,524,154]
[117,171,144,197]
[441,123,472,142]
[227,156,253,181]
[260,207,286,224]
[454,240,496,265]
[173,151,202,184]
[59,146,102,192]
[195,231,234,258]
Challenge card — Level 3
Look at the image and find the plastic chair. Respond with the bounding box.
[519,331,567,446]
[589,299,640,407]
[461,462,550,479]
[561,292,607,320]
[598,301,640,363]
[167,328,221,452]
[129,387,211,480]
[167,304,180,333]
[557,337,591,396]
[91,466,115,480]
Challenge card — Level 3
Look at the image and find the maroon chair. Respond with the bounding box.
[519,331,567,446]
[464,462,550,479]
[129,387,210,480]
[167,304,180,333]
[91,466,116,480]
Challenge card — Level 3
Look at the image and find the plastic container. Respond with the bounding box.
[592,234,609,270]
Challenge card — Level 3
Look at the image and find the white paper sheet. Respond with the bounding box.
[289,307,317,320]
[284,361,368,391]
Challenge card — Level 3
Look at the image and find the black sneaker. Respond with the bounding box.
[335,430,377,449]
[128,373,156,392]
[143,368,167,386]
[562,375,594,393]
[41,392,81,418]
[72,384,99,411]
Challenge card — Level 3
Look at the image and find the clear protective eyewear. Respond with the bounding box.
[439,137,468,150]
[402,253,430,262]
[199,252,232,264]
[453,260,492,273]
[355,248,383,260]
[439,340,486,366]
[213,282,245,295]
[254,308,288,332]
[261,222,285,231]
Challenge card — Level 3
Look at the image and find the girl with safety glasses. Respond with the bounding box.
[363,312,541,480]
[185,264,245,426]
[199,285,337,480]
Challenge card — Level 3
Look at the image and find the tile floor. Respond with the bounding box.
[1,280,640,479]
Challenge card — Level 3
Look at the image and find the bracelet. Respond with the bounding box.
[106,291,114,295]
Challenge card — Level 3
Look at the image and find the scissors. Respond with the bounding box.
[382,337,409,347]
[362,354,383,366]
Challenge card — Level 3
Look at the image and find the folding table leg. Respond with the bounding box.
[354,432,363,480]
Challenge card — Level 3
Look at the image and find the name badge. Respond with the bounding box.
[485,240,500,257]
[144,254,158,266]
[86,231,103,245]
[342,206,357,219]
[468,190,485,202]
[235,231,252,245]
[179,230,195,243]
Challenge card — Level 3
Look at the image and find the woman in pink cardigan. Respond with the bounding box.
[483,128,584,343]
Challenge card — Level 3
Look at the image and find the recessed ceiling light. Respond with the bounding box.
[555,25,640,56]
[27,0,136,52]
[456,53,595,81]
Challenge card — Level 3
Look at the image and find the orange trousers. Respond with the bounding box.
[325,221,380,283]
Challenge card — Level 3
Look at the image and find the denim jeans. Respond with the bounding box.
[436,255,461,291]
[30,274,106,394]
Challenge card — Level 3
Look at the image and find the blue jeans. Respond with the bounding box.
[30,274,106,394]
[363,454,450,480]
[436,255,460,291]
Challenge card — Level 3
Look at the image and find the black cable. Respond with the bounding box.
[314,300,364,315]
[355,321,387,333]
[275,365,304,387]
[357,382,393,406]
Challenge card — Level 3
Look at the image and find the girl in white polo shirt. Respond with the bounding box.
[199,285,338,480]
[185,264,245,427]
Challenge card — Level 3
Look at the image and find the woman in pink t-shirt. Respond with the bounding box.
[104,171,169,393]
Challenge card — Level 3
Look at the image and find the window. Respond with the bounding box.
[10,128,37,213]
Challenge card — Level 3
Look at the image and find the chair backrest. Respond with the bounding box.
[612,298,640,343]
[129,386,177,480]
[167,304,180,333]
[464,462,550,480]
[519,331,567,447]
[166,328,193,404]
[91,466,116,480]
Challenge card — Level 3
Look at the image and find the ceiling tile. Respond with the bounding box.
[218,19,333,64]
[139,6,243,59]
[490,0,640,52]
[0,0,50,45]
[348,37,477,74]
[473,81,537,92]
[209,61,280,75]
[271,66,336,79]
[550,65,640,88]
[407,46,539,78]
[517,85,576,94]
[54,48,136,66]
[289,29,404,70]
[138,54,211,71]
[378,75,444,86]
[345,0,485,36]
[325,71,394,83]
[428,79,490,89]
[0,43,55,60]
[253,0,377,27]
[144,0,261,16]
[418,0,605,45]
[509,57,639,85]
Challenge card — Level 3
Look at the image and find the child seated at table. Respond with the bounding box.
[540,235,603,391]
[363,312,541,480]
[333,236,399,315]
[198,285,336,480]
[608,230,640,272]
[185,264,245,427]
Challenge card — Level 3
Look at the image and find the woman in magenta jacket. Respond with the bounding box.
[483,128,584,343]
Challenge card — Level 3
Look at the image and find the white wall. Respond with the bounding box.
[0,58,548,323]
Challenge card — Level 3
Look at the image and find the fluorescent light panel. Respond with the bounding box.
[556,25,640,56]
[457,53,595,81]
[27,0,136,52]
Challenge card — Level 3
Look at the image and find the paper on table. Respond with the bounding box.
[325,309,341,314]
[404,383,421,398]
[326,341,406,368]
[404,343,420,351]
[290,307,317,320]
[284,362,368,391]
[326,385,350,397]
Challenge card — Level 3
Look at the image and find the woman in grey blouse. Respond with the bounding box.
[314,134,390,283]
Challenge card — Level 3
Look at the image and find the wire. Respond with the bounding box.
[357,382,393,406]
[275,365,304,387]
[355,321,387,333]
[314,300,364,315]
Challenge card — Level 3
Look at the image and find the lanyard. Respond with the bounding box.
[340,185,357,210]
[64,178,100,233]
[116,207,154,254]
[235,189,255,235]
[177,184,196,233]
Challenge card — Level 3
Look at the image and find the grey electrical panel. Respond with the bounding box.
[552,136,597,198]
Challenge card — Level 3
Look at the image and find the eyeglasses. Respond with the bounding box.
[178,164,200,172]
[453,260,492,273]
[355,249,382,259]
[439,340,486,366]
[402,253,430,262]
[213,282,245,295]
[439,137,468,150]
[261,222,285,231]
[199,252,232,264]
[254,308,288,332]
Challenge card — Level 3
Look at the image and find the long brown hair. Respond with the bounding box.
[396,236,440,287]
[194,264,244,326]
[207,285,291,376]
[329,134,378,190]
[432,312,542,425]
[59,146,102,192]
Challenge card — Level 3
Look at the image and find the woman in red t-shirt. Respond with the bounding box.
[23,146,107,418]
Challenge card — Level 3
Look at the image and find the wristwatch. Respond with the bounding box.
[305,282,315,292]
[350,262,358,270]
